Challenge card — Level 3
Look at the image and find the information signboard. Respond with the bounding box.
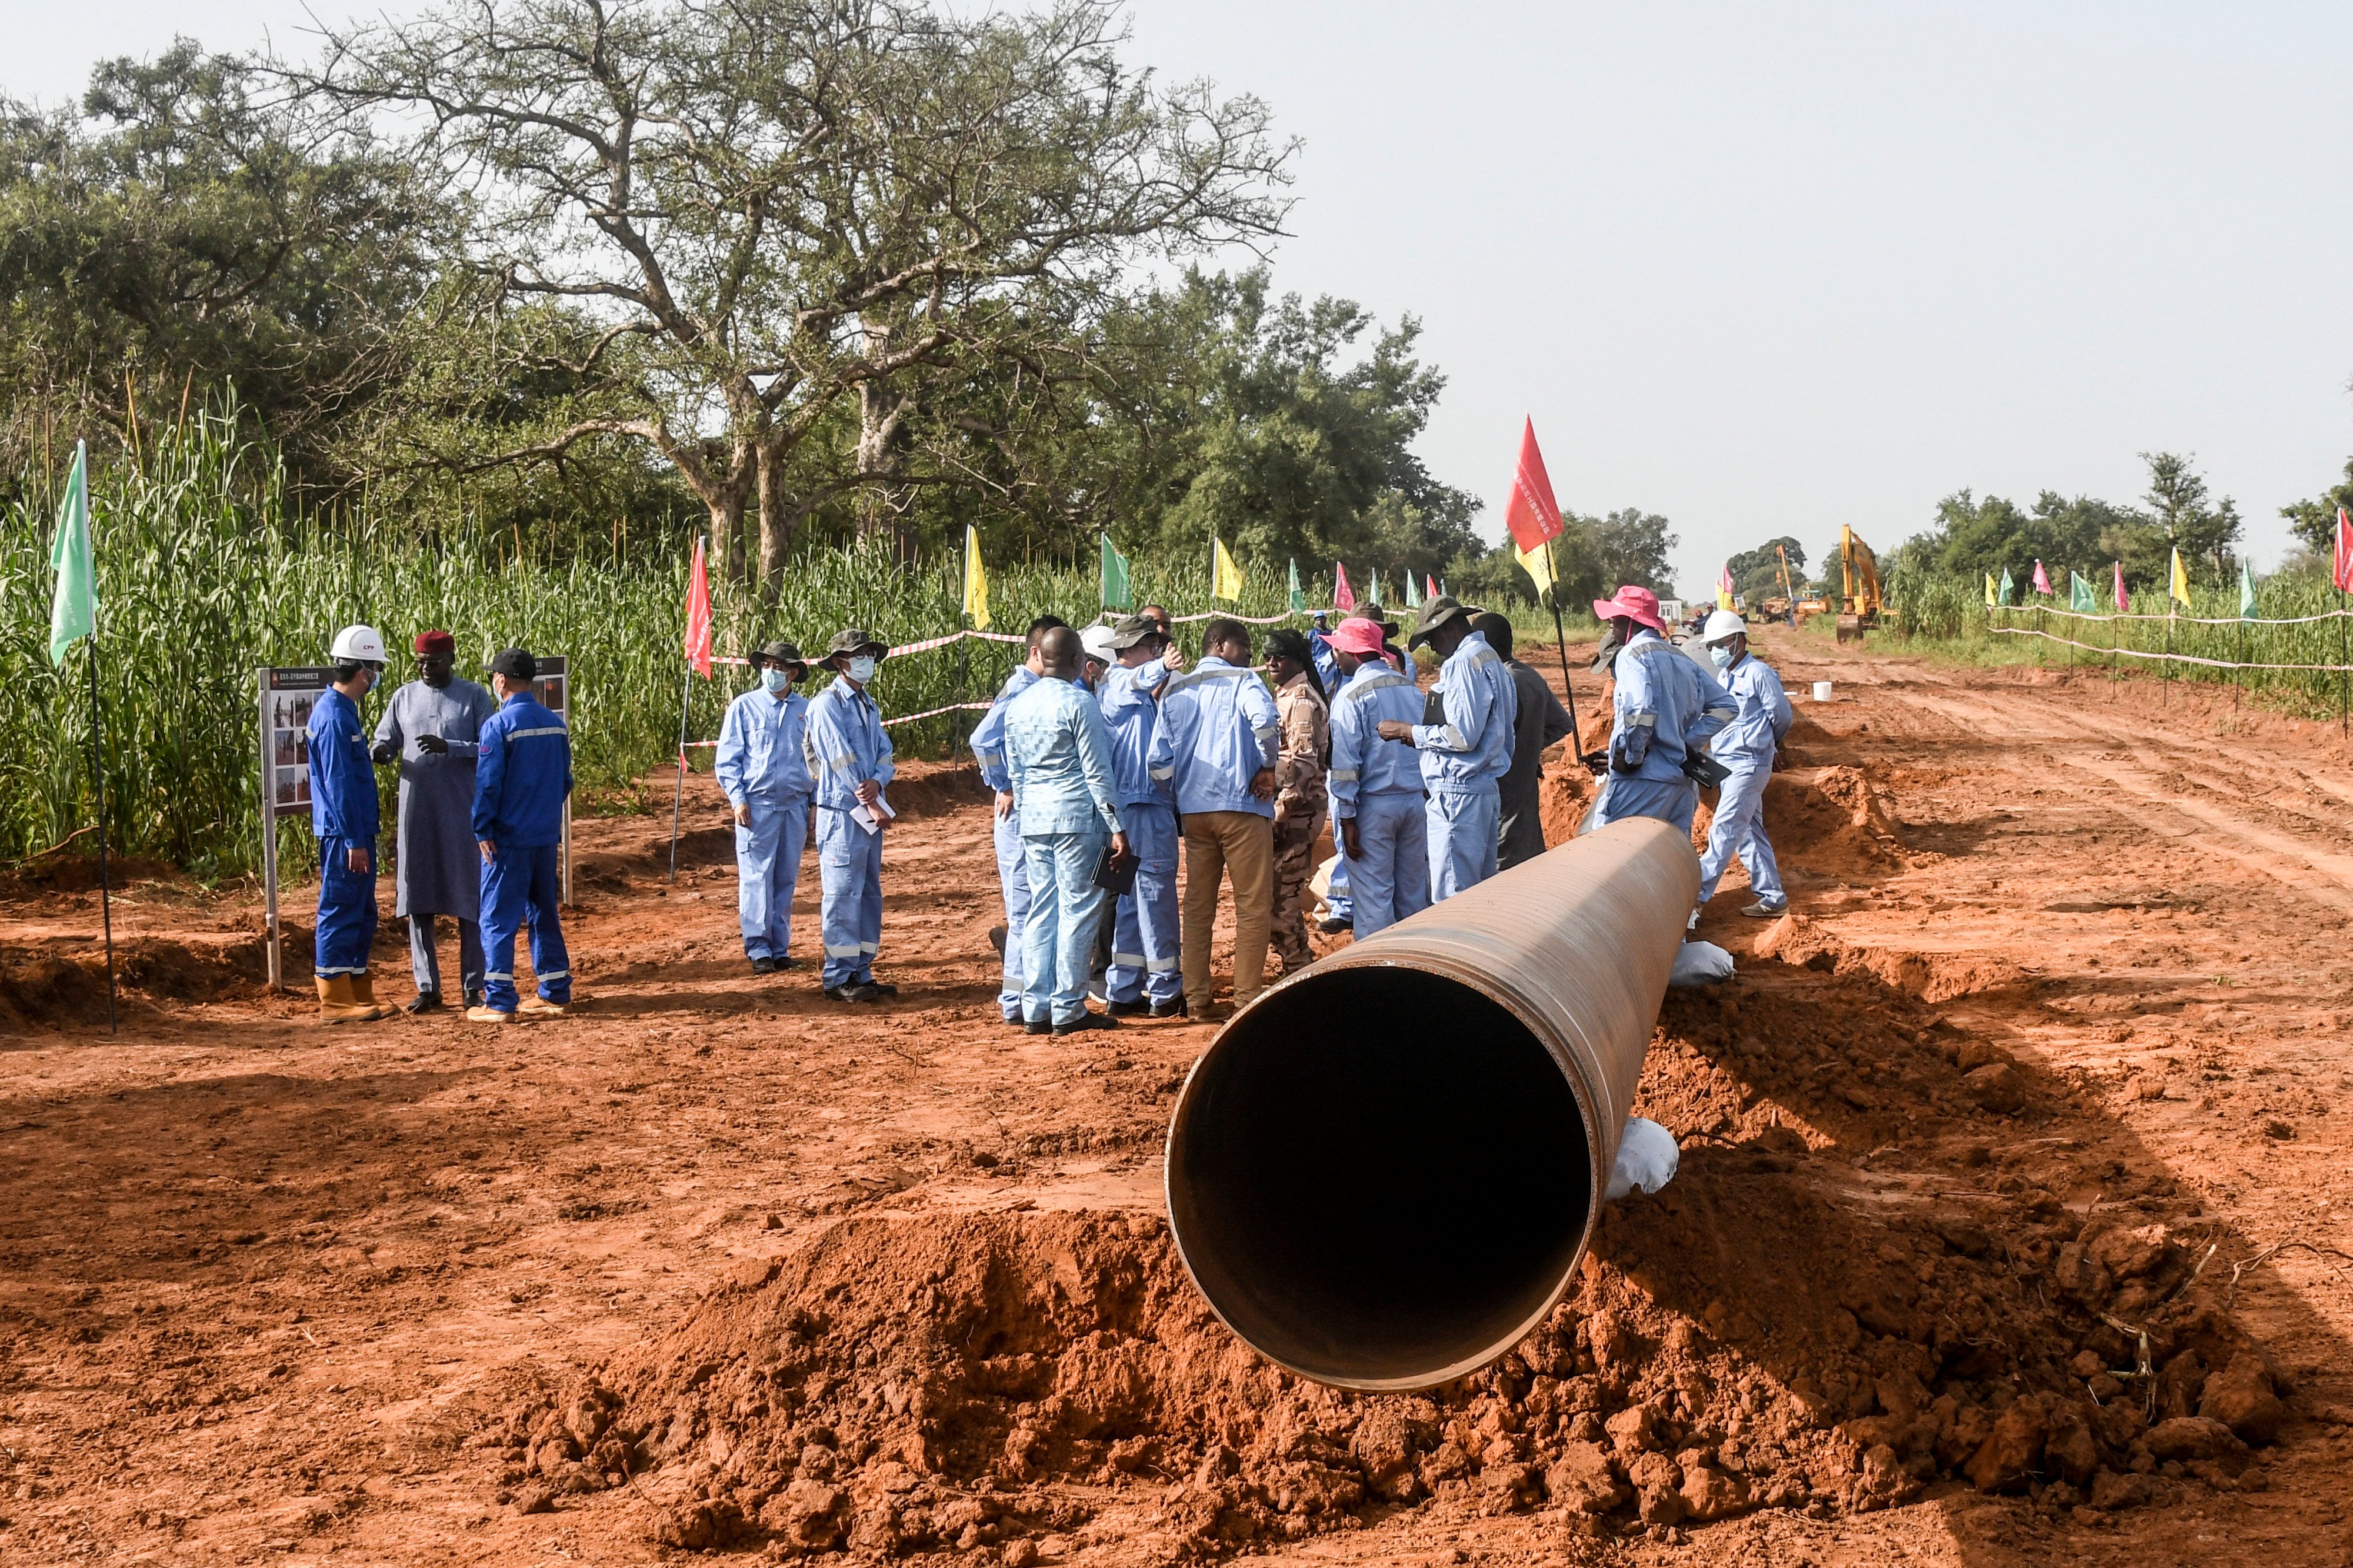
[257,666,336,989]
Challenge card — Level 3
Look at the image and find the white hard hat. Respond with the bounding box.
[331,624,388,663]
[1700,609,1748,645]
[1080,625,1119,665]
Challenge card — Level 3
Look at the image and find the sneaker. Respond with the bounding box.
[519,995,568,1017]
[825,983,884,1003]
[1053,1012,1118,1037]
[465,1005,520,1024]
[1147,998,1188,1020]
[1105,997,1151,1017]
[1741,900,1789,919]
[750,956,778,976]
[402,990,443,1015]
[1023,1017,1052,1036]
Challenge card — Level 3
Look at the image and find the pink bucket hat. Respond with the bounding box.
[1326,616,1390,657]
[1591,584,1667,633]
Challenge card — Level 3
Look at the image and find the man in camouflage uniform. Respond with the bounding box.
[1264,629,1331,975]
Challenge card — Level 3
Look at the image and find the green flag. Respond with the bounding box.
[49,441,95,665]
[1369,570,1385,609]
[2069,571,2094,612]
[2239,558,2257,620]
[1100,532,1131,612]
[1997,566,2014,607]
[1286,557,1304,613]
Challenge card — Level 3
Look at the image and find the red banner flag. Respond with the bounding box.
[2336,508,2353,593]
[682,535,714,678]
[2113,561,2128,612]
[1425,573,1438,601]
[1333,561,1356,611]
[2031,559,2052,596]
[1502,418,1564,555]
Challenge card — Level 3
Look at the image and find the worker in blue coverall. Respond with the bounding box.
[1323,615,1429,938]
[469,647,574,1022]
[969,616,1066,1024]
[715,639,816,975]
[1587,585,1735,839]
[1379,596,1518,902]
[1695,609,1794,919]
[1003,626,1133,1035]
[804,627,897,1003]
[1096,613,1183,1017]
[309,624,391,1024]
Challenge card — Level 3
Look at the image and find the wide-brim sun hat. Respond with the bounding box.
[1107,613,1166,652]
[1327,617,1389,657]
[1405,595,1477,650]
[825,627,888,660]
[1591,585,1667,633]
[756,639,811,675]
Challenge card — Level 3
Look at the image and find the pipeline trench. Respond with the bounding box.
[0,626,2349,1567]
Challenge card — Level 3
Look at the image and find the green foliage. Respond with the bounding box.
[1894,453,2242,590]
[1725,536,1805,602]
[2280,456,2353,558]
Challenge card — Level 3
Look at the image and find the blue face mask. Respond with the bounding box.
[760,667,793,694]
[1709,646,1735,670]
[845,655,878,684]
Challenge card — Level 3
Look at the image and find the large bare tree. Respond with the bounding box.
[297,0,1292,585]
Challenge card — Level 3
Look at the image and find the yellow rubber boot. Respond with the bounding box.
[349,971,389,1021]
[316,975,378,1025]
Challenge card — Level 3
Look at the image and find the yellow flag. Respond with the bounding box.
[1516,539,1551,589]
[963,524,991,629]
[1211,536,1244,601]
[1984,572,1997,607]
[2169,546,2190,608]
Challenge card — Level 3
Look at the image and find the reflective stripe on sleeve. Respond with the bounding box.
[1327,768,1359,782]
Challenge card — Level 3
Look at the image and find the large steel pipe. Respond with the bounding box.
[1163,818,1700,1391]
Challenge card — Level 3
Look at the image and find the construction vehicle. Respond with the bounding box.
[1836,525,1882,643]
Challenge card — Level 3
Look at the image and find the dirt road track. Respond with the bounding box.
[2,628,2351,1566]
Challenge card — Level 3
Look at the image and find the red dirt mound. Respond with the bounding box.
[0,933,265,1029]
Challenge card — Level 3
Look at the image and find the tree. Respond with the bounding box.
[1589,508,1677,595]
[0,42,445,497]
[1891,488,2137,585]
[2137,451,2240,581]
[2279,456,2353,561]
[300,0,1293,587]
[1725,536,1804,602]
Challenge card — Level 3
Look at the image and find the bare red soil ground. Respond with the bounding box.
[3,626,2351,1567]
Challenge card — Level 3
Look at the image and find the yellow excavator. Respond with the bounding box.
[1836,525,1882,643]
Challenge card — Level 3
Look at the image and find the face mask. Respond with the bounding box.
[1709,646,1734,670]
[760,667,793,694]
[845,655,878,684]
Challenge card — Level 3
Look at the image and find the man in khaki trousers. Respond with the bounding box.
[1147,618,1281,1019]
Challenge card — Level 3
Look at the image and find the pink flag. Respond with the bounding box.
[682,536,714,678]
[1425,573,1438,600]
[1334,561,1356,612]
[2032,559,2052,596]
[2113,561,2128,612]
[1502,418,1564,554]
[2336,508,2353,593]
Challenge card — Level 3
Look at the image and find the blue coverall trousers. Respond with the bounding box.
[1697,756,1784,908]
[1020,829,1110,1026]
[992,805,1032,1020]
[1425,788,1501,903]
[1591,773,1700,839]
[315,835,378,978]
[1106,801,1180,1006]
[735,795,810,961]
[816,806,884,989]
[480,842,570,1010]
[1345,792,1429,939]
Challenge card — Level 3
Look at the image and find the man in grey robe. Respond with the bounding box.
[372,630,499,1013]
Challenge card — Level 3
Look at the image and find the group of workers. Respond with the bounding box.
[305,625,574,1026]
[298,579,1796,1032]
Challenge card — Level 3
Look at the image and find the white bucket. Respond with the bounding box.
[1812,680,1834,702]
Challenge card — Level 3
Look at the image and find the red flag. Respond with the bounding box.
[682,536,714,678]
[2112,561,2128,612]
[1425,573,1438,601]
[1502,418,1564,555]
[1334,561,1356,612]
[2336,508,2353,593]
[2031,559,2052,596]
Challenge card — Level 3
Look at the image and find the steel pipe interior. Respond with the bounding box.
[1163,819,1699,1392]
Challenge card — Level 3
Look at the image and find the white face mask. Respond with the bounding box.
[759,666,793,694]
[845,655,878,684]
[1709,645,1735,670]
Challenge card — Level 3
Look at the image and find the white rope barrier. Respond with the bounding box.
[1987,625,2352,672]
[1992,603,2353,628]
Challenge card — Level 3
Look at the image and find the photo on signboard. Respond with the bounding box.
[272,692,315,733]
[272,729,309,767]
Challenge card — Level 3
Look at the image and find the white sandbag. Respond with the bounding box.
[1668,939,1735,987]
[1605,1116,1680,1201]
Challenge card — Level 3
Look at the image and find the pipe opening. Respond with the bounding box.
[1166,965,1594,1389]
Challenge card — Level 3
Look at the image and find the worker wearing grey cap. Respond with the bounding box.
[1382,596,1517,902]
[715,639,816,975]
[804,628,896,1002]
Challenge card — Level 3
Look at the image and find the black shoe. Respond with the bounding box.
[776,956,803,970]
[403,990,442,1015]
[462,990,483,1010]
[988,925,1007,957]
[1317,916,1352,935]
[1054,1012,1118,1036]
[825,982,884,1003]
[1148,998,1188,1019]
[1023,1017,1052,1035]
[865,979,899,998]
[749,956,778,976]
[1105,997,1151,1017]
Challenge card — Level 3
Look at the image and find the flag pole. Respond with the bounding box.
[667,662,691,883]
[1541,534,1583,755]
[88,642,118,1033]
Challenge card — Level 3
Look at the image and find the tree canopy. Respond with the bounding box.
[1892,452,2243,589]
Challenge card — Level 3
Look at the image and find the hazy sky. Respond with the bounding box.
[14,1,2353,593]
